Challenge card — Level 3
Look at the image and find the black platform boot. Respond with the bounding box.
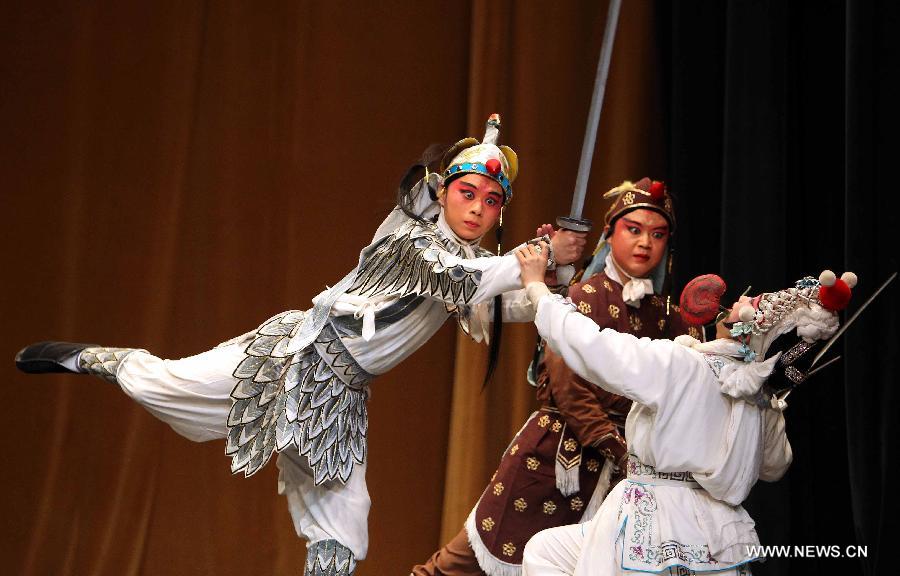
[15,341,139,384]
[15,341,93,374]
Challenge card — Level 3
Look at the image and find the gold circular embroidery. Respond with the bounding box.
[586,459,600,472]
[509,444,519,455]
[629,315,643,332]
[570,496,584,511]
[658,318,666,332]
[603,280,613,292]
[582,284,596,294]
[538,415,550,428]
[543,501,557,514]
[609,304,620,319]
[493,482,505,496]
[664,197,673,213]
[550,420,562,433]
[689,326,701,339]
[481,517,495,532]
[513,497,528,512]
[526,457,540,471]
[651,295,663,307]
[502,543,516,557]
[622,191,635,205]
[563,438,578,452]
[577,301,592,314]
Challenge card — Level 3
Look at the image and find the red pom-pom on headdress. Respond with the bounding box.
[649,180,666,200]
[485,158,502,175]
[680,274,727,326]
[818,269,853,311]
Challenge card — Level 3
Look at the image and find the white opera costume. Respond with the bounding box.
[17,115,576,576]
[519,281,824,576]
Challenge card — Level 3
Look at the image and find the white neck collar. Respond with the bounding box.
[605,253,654,307]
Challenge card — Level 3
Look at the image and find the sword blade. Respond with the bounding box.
[806,355,842,378]
[570,0,622,219]
[778,355,842,401]
[809,271,897,367]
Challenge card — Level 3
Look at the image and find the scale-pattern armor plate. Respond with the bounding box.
[227,220,491,482]
[79,347,141,384]
[304,539,355,576]
[346,220,485,306]
[226,311,371,484]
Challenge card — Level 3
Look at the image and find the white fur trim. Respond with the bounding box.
[555,459,581,496]
[464,508,522,576]
[793,304,840,342]
[579,458,614,522]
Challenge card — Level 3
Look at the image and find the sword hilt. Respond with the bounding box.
[556,216,593,233]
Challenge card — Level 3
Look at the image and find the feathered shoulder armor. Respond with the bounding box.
[346,219,491,305]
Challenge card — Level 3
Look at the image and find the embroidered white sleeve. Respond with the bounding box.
[534,293,684,408]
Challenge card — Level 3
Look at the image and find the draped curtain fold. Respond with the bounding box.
[659,1,898,574]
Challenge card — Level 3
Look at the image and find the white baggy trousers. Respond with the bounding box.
[522,523,752,576]
[113,344,372,560]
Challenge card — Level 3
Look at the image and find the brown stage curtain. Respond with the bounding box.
[0,1,661,574]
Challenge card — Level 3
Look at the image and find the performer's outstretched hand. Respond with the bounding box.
[536,223,555,238]
[537,224,587,265]
[516,241,550,287]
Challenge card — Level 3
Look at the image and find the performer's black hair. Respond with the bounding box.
[484,224,505,387]
[396,143,448,224]
[397,142,506,388]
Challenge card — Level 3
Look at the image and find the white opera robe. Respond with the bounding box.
[525,293,792,575]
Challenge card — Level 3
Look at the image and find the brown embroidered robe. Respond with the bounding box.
[468,270,697,570]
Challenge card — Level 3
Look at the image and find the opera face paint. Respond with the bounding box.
[607,208,670,278]
[439,174,504,241]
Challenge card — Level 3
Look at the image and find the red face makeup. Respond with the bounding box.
[440,174,503,241]
[607,208,670,278]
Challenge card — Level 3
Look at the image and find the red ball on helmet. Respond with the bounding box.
[818,270,853,311]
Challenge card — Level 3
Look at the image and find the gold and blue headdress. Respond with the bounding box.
[439,114,518,205]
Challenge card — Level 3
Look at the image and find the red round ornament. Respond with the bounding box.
[485,158,502,175]
[679,274,727,326]
[818,279,851,311]
[649,180,666,200]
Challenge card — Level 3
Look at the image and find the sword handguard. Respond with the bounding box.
[556,216,593,233]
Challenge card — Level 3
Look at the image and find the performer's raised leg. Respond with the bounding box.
[17,340,241,442]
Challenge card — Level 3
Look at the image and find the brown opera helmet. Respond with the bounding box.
[603,177,676,231]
